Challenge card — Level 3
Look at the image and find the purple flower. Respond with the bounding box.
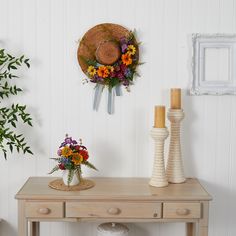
[120,37,127,44]
[72,140,77,145]
[59,141,66,148]
[123,80,130,86]
[124,68,132,77]
[121,44,128,53]
[110,71,116,77]
[57,149,62,156]
[60,157,70,164]
[120,64,127,73]
[117,72,125,80]
[65,137,73,144]
[120,37,128,53]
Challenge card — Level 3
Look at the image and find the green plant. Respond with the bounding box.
[0,48,33,159]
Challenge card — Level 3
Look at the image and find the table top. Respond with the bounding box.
[15,177,212,201]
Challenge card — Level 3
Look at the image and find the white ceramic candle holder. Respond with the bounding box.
[149,127,169,188]
[166,109,186,183]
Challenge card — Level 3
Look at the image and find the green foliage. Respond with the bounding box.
[0,48,33,159]
[67,169,74,185]
[83,160,98,171]
[48,165,60,175]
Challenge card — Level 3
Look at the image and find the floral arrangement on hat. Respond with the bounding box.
[84,32,140,91]
[49,134,97,185]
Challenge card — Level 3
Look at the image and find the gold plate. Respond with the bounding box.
[48,178,94,191]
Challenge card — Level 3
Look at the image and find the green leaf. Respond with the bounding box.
[48,165,60,174]
[83,161,98,171]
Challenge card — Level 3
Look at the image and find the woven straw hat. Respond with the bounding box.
[77,23,139,74]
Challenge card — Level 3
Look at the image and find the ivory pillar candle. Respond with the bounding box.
[154,106,165,128]
[171,88,181,109]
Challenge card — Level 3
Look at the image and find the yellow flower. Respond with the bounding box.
[97,66,109,78]
[107,66,114,73]
[127,45,136,55]
[87,66,97,76]
[72,153,83,165]
[121,53,132,66]
[61,146,73,158]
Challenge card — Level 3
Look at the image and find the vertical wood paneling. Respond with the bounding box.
[0,0,236,236]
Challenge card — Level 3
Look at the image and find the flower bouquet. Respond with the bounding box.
[49,135,97,186]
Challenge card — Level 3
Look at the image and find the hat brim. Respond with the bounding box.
[77,23,139,74]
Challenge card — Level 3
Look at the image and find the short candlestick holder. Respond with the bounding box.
[149,127,169,188]
[166,109,186,183]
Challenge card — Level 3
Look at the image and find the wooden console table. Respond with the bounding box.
[15,177,212,236]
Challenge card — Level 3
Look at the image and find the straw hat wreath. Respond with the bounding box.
[78,23,140,114]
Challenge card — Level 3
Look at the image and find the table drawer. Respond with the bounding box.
[163,202,201,219]
[66,202,162,219]
[25,202,64,218]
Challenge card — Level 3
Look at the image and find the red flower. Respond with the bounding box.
[59,163,65,170]
[80,149,89,160]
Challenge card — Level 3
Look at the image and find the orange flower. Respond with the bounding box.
[121,53,132,66]
[61,146,73,158]
[97,66,109,78]
[72,153,83,165]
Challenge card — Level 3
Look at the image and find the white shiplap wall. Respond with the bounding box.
[0,0,236,235]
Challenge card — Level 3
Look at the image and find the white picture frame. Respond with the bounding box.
[190,34,236,95]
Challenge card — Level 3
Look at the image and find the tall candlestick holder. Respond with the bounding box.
[166,109,186,183]
[149,127,169,188]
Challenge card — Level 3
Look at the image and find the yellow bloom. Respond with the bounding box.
[87,66,97,76]
[127,45,136,55]
[97,66,109,78]
[107,66,114,73]
[61,146,73,158]
[121,53,132,66]
[72,153,83,165]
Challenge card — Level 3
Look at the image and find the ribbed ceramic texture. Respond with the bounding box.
[149,128,169,187]
[97,223,129,236]
[166,109,186,183]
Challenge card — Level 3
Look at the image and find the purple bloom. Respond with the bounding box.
[59,141,66,148]
[57,149,62,156]
[120,37,127,44]
[117,72,125,80]
[120,64,127,73]
[110,71,116,77]
[65,137,73,144]
[60,157,70,164]
[123,79,130,86]
[72,140,77,145]
[125,68,132,77]
[121,44,128,53]
[120,37,128,53]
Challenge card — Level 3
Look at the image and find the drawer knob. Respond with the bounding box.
[176,208,190,216]
[107,207,120,215]
[37,208,51,215]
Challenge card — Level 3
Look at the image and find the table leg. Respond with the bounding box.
[196,201,209,236]
[29,222,40,236]
[18,200,28,236]
[186,222,196,236]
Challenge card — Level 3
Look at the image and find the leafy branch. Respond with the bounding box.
[0,48,33,159]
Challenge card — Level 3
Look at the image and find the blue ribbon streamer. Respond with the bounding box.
[108,88,115,114]
[115,84,122,96]
[93,84,104,111]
